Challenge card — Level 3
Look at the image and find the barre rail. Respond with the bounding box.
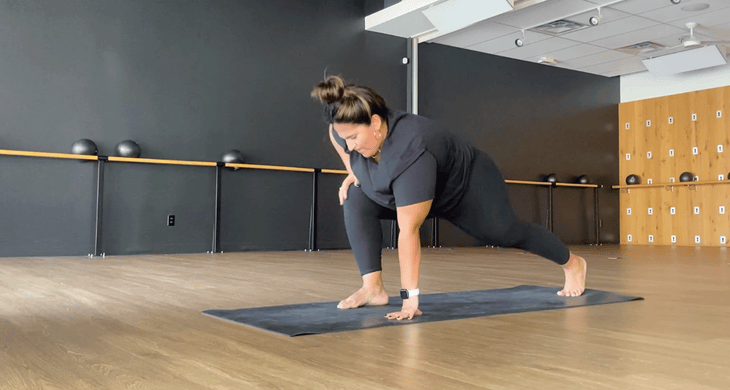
[0,149,99,161]
[108,156,217,167]
[613,180,730,189]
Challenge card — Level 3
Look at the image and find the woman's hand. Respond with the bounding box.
[339,174,359,205]
[385,297,422,320]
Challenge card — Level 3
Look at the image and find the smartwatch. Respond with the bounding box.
[400,288,420,299]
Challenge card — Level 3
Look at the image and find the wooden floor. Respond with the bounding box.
[1,245,729,389]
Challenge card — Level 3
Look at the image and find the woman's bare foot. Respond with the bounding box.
[337,271,389,309]
[337,285,389,309]
[558,254,587,297]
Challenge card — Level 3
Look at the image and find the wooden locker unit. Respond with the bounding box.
[618,85,730,246]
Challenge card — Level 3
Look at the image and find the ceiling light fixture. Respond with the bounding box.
[589,7,602,26]
[538,56,558,64]
[515,29,525,47]
[670,0,680,4]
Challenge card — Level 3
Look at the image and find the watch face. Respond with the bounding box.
[400,289,408,299]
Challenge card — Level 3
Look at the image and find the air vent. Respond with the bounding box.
[616,41,666,56]
[531,20,589,35]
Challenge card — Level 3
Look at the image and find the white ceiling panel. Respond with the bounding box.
[469,29,551,53]
[562,6,633,27]
[433,20,516,47]
[641,0,730,23]
[498,37,580,59]
[491,0,597,29]
[591,23,687,49]
[666,6,730,30]
[579,56,646,74]
[562,49,633,68]
[535,43,607,62]
[561,16,659,43]
[610,0,673,15]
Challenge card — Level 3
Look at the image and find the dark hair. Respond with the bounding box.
[310,75,390,126]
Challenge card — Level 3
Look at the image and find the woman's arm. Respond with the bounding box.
[329,125,355,176]
[385,199,433,320]
[328,125,359,204]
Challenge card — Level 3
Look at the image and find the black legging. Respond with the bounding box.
[343,151,570,275]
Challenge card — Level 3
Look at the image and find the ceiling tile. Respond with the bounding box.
[492,0,599,29]
[534,43,607,61]
[640,0,730,23]
[609,0,673,15]
[468,29,552,53]
[580,56,647,76]
[666,6,730,30]
[562,6,633,26]
[432,21,517,47]
[561,49,634,68]
[498,37,581,59]
[591,23,687,49]
[561,15,659,42]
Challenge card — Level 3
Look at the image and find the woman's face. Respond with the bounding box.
[333,115,383,158]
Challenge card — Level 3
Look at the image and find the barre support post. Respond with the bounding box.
[308,169,320,251]
[210,163,223,254]
[93,157,107,257]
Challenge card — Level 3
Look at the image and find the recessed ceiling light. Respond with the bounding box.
[682,3,710,11]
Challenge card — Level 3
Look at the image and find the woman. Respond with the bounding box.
[311,75,587,321]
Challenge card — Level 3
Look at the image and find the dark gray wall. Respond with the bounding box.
[0,0,619,258]
[0,0,406,257]
[419,43,620,245]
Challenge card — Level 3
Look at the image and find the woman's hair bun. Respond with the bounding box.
[310,75,346,104]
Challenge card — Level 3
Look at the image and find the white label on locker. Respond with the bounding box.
[720,206,725,214]
[694,207,700,214]
[648,207,653,215]
[669,149,674,157]
[671,235,677,243]
[692,113,697,121]
[647,151,652,159]
[625,123,630,129]
[717,110,722,118]
[722,236,727,244]
[670,207,676,214]
[647,179,653,184]
[719,145,724,153]
[670,177,675,183]
[627,234,632,242]
[668,116,674,124]
[648,235,654,243]
[627,208,632,215]
[646,120,651,127]
[719,174,725,181]
[695,236,701,243]
[693,147,699,155]
[626,153,631,160]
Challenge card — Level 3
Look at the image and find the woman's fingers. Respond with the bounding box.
[339,179,354,205]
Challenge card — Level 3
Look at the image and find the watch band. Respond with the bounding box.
[400,288,420,299]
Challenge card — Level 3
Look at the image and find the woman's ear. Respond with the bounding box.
[371,114,382,130]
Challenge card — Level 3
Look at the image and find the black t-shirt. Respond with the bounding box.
[332,110,475,214]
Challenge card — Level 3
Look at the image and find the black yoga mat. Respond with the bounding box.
[202,285,643,337]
